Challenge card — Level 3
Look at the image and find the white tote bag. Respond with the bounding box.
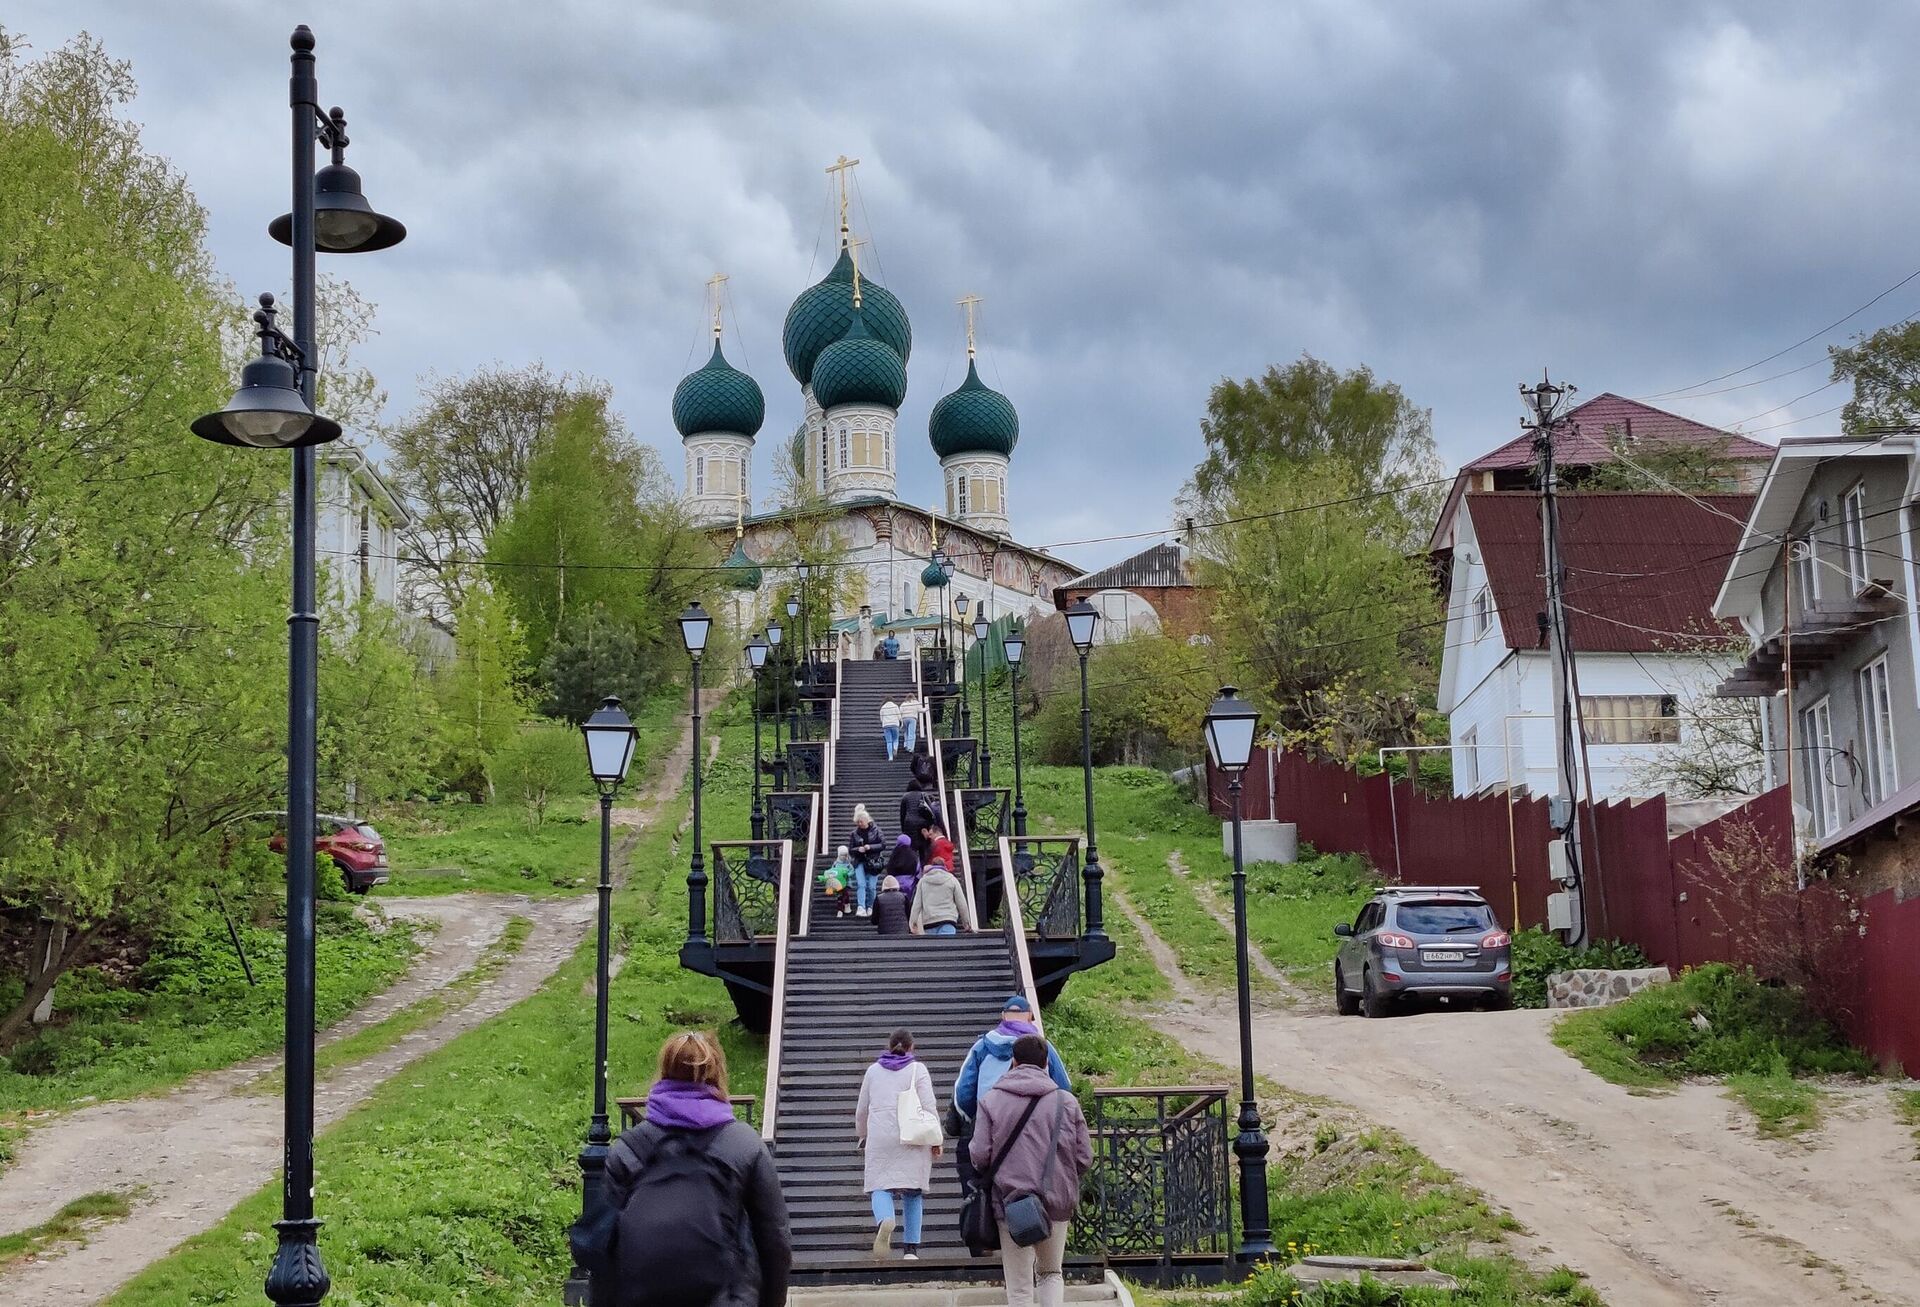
[897,1084,943,1147]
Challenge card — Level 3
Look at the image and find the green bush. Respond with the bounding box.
[1508,928,1651,1008]
[1553,962,1874,1087]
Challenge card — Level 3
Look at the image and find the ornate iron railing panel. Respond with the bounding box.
[785,741,826,791]
[958,788,1010,853]
[712,840,784,942]
[764,792,813,847]
[917,648,952,689]
[939,737,978,789]
[1007,837,1080,939]
[1071,1087,1232,1277]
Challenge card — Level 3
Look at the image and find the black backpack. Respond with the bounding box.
[610,1122,754,1307]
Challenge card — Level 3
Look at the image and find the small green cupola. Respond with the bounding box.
[672,340,765,439]
[929,358,1019,458]
[810,307,908,411]
[722,535,763,592]
[920,558,949,588]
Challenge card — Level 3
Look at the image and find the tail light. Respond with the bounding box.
[1376,932,1415,949]
[1482,931,1510,948]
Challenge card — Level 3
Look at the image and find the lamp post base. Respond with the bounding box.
[1233,1105,1274,1262]
[264,1218,330,1307]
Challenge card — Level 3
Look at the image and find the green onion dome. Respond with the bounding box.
[920,559,949,588]
[782,245,912,387]
[928,359,1019,458]
[810,309,907,411]
[672,341,765,439]
[723,537,763,592]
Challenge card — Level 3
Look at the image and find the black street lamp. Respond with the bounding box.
[1064,599,1105,941]
[190,29,404,1307]
[972,612,992,785]
[784,594,803,739]
[1003,624,1028,836]
[955,592,974,738]
[766,617,786,790]
[796,558,812,682]
[747,634,769,839]
[568,696,637,1302]
[680,603,712,950]
[1204,686,1273,1262]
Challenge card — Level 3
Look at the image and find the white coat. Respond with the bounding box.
[855,1059,939,1193]
[880,701,902,730]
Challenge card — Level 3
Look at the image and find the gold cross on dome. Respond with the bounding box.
[957,294,982,358]
[706,272,729,340]
[826,155,860,242]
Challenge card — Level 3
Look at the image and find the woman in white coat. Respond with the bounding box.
[854,1028,941,1259]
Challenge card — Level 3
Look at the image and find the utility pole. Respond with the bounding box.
[1521,372,1587,947]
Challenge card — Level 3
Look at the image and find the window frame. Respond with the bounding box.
[1798,695,1840,837]
[1841,481,1870,595]
[1472,585,1494,638]
[694,454,705,496]
[1459,727,1479,791]
[1856,654,1898,806]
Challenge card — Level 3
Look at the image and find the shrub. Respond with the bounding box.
[494,725,580,827]
[1508,928,1651,1008]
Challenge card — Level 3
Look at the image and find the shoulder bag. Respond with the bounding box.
[1002,1092,1069,1247]
[897,1068,943,1147]
[958,1095,1042,1255]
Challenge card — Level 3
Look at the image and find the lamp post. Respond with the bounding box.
[1204,687,1273,1261]
[939,551,957,687]
[784,595,802,741]
[955,592,974,738]
[747,635,769,839]
[190,29,404,1306]
[568,696,638,1302]
[973,612,992,784]
[766,617,786,790]
[797,558,812,684]
[1064,599,1105,941]
[1003,625,1028,836]
[680,603,712,949]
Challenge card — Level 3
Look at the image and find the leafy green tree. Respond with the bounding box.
[493,725,580,827]
[1030,633,1213,767]
[1187,354,1443,532]
[1829,320,1920,434]
[433,584,533,798]
[316,603,443,815]
[0,32,289,1041]
[540,607,654,724]
[1581,430,1750,493]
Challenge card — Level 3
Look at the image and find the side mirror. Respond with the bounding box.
[1333,923,1353,937]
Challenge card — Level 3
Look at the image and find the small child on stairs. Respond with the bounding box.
[821,845,856,917]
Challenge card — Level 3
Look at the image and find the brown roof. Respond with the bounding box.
[1054,542,1193,608]
[1465,393,1775,472]
[1467,491,1755,653]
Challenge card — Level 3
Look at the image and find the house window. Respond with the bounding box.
[1842,482,1870,594]
[1798,696,1840,837]
[695,455,705,496]
[1791,535,1822,613]
[1857,654,1898,806]
[1459,728,1480,792]
[1472,586,1494,638]
[1580,694,1680,745]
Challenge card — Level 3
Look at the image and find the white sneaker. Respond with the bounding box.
[871,1217,895,1258]
[904,1252,919,1260]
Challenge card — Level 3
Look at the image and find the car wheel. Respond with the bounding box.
[1360,967,1393,1019]
[1334,963,1360,1016]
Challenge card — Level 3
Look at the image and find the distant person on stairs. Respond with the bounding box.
[880,698,902,759]
[881,632,900,659]
[847,805,887,917]
[899,694,921,751]
[855,1029,942,1260]
[600,1031,791,1307]
[871,875,911,935]
[950,996,1070,1199]
[885,833,921,902]
[969,1034,1093,1307]
[822,846,855,917]
[909,856,972,936]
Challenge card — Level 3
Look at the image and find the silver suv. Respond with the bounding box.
[1333,887,1512,1016]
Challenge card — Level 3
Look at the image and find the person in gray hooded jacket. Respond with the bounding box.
[967,1034,1092,1307]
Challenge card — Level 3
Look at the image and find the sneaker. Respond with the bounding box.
[871,1217,895,1258]
[904,1251,919,1261]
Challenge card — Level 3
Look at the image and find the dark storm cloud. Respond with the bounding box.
[15,0,1920,566]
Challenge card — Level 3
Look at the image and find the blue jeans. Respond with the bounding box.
[871,1188,924,1244]
[855,867,879,911]
[928,923,958,936]
[883,724,900,759]
[902,718,918,752]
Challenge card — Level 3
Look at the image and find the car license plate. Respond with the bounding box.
[1425,950,1464,962]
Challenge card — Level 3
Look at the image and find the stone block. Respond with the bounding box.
[1546,965,1672,1009]
[1284,1255,1460,1292]
[1222,819,1297,864]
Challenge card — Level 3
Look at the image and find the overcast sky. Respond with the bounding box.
[14,1,1920,570]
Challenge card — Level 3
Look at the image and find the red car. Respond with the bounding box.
[243,811,391,893]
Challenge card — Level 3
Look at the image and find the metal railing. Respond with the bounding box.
[760,803,807,1140]
[949,779,984,932]
[999,835,1082,940]
[794,787,822,937]
[785,740,827,791]
[763,791,814,848]
[996,831,1045,1020]
[957,787,1010,858]
[939,736,978,788]
[711,837,795,943]
[1070,1087,1233,1276]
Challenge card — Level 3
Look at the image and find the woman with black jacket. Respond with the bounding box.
[871,875,911,935]
[847,804,888,918]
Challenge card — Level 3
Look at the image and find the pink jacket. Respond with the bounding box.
[966,1064,1092,1221]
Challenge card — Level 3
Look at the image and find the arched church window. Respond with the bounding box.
[838,424,849,469]
[957,476,970,515]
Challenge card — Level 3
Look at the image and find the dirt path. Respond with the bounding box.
[1165,850,1302,997]
[0,705,703,1305]
[1140,933,1920,1306]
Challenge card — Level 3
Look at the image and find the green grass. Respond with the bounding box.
[1725,1055,1824,1138]
[0,1190,136,1271]
[1894,1089,1920,1149]
[1554,963,1874,1098]
[104,700,758,1307]
[246,916,535,1098]
[0,905,420,1117]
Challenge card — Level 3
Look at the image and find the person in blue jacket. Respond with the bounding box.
[950,994,1070,1198]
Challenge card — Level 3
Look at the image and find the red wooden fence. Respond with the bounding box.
[1208,748,1920,1071]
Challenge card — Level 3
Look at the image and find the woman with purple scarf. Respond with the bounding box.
[601,1032,791,1307]
[854,1029,942,1259]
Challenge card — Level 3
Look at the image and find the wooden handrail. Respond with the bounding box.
[996,835,1046,1029]
[760,834,797,1142]
[950,784,983,932]
[797,788,821,937]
